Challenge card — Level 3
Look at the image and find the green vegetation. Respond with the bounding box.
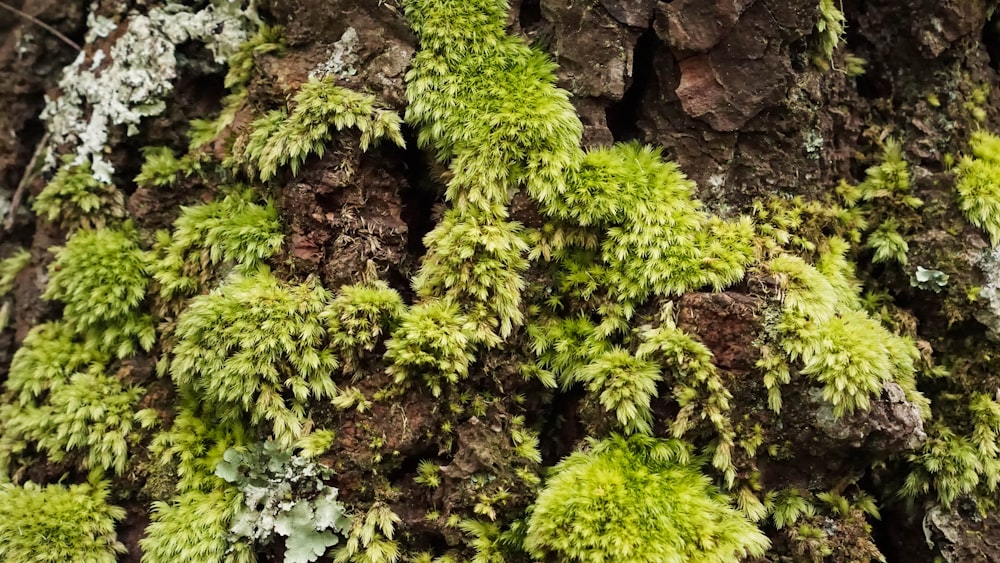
[413,209,529,342]
[32,155,126,230]
[134,146,206,188]
[0,480,126,563]
[150,189,284,302]
[524,434,769,562]
[239,76,404,181]
[903,393,1000,507]
[814,0,846,64]
[171,269,338,446]
[323,280,406,374]
[955,130,1000,246]
[0,248,30,331]
[385,300,476,397]
[44,224,155,358]
[762,247,927,418]
[142,486,253,563]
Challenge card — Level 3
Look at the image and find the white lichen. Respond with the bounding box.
[977,247,1000,338]
[41,1,259,183]
[309,28,360,79]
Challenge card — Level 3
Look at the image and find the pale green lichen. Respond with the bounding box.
[42,1,258,182]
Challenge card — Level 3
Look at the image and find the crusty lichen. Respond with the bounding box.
[41,0,258,182]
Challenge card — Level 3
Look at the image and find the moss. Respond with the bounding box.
[44,223,155,358]
[237,76,404,181]
[322,280,406,375]
[32,155,127,230]
[0,480,126,563]
[171,269,338,447]
[150,189,284,303]
[955,130,1000,246]
[142,486,253,563]
[0,248,30,331]
[813,0,846,67]
[763,245,928,418]
[524,434,769,562]
[385,299,476,397]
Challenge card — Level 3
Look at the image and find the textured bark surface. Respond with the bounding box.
[3,0,1000,561]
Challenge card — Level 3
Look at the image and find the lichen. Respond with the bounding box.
[41,1,258,182]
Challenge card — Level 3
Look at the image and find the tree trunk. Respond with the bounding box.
[2,0,1000,561]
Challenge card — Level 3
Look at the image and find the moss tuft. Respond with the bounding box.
[171,269,338,447]
[955,130,1000,246]
[0,480,126,563]
[524,434,769,562]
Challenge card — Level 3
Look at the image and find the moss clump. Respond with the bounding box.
[524,434,769,563]
[171,269,338,446]
[134,146,206,189]
[142,486,253,563]
[903,393,1000,507]
[322,280,406,374]
[385,299,476,397]
[762,244,927,417]
[239,76,404,181]
[955,130,1000,246]
[0,248,30,331]
[150,189,284,302]
[814,0,846,64]
[0,480,126,563]
[32,155,127,230]
[44,224,155,358]
[413,209,529,342]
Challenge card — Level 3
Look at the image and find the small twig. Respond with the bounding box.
[5,132,49,232]
[0,1,81,52]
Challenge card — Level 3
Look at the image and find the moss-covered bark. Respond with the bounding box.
[3,0,1000,561]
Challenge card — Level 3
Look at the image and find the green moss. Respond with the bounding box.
[384,299,476,397]
[0,480,126,563]
[814,0,846,65]
[238,77,404,181]
[142,486,253,563]
[763,245,927,418]
[0,248,29,298]
[524,434,769,563]
[322,280,406,374]
[190,25,287,152]
[413,209,529,342]
[637,315,737,485]
[171,269,338,447]
[32,155,127,230]
[903,393,1000,507]
[44,224,155,358]
[955,130,1000,246]
[134,146,206,189]
[150,189,284,302]
[0,248,30,331]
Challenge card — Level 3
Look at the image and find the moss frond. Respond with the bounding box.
[0,480,126,563]
[141,486,253,563]
[384,299,476,397]
[151,189,285,302]
[524,434,769,563]
[134,146,206,188]
[413,209,529,342]
[171,269,338,447]
[32,155,126,230]
[0,248,29,298]
[573,348,661,436]
[637,317,737,485]
[323,280,406,374]
[239,77,404,181]
[44,224,155,358]
[955,130,1000,246]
